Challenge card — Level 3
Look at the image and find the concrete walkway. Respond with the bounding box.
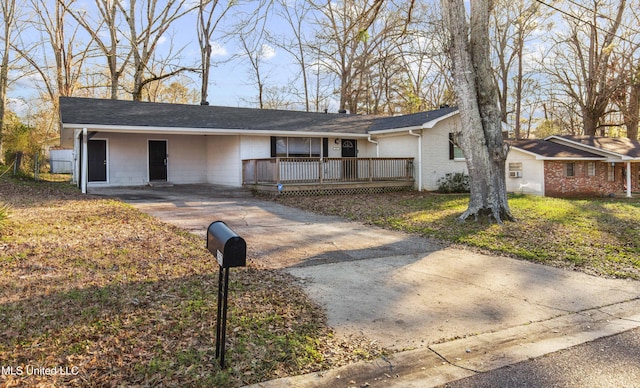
[92,184,640,387]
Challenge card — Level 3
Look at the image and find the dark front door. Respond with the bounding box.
[341,139,357,179]
[88,139,107,182]
[149,140,167,181]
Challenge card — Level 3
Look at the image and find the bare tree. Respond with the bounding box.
[356,5,407,115]
[309,48,334,113]
[118,0,198,101]
[145,75,199,104]
[615,63,640,140]
[366,39,401,114]
[542,0,626,136]
[17,0,94,101]
[237,32,271,109]
[63,0,131,100]
[310,0,404,114]
[197,0,236,105]
[233,0,274,109]
[271,0,313,111]
[7,0,94,151]
[490,0,547,139]
[397,2,453,112]
[262,85,296,110]
[441,0,514,223]
[310,0,373,113]
[611,5,640,140]
[1,0,18,161]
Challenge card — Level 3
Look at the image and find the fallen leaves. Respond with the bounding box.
[0,177,384,387]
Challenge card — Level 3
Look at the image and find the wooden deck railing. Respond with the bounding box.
[242,157,414,185]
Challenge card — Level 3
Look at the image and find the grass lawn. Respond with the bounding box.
[0,172,383,387]
[276,191,640,280]
[2,168,638,387]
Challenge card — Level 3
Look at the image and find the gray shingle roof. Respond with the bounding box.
[59,97,375,134]
[59,97,459,135]
[368,106,458,132]
[509,139,606,158]
[555,135,640,158]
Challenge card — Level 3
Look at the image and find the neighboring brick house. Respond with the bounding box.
[506,135,640,198]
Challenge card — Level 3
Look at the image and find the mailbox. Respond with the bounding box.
[207,221,246,268]
[208,221,247,368]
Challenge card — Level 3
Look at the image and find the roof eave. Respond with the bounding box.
[369,125,423,135]
[510,145,608,160]
[509,146,544,159]
[421,110,458,129]
[60,123,370,138]
[545,135,630,158]
[540,157,609,161]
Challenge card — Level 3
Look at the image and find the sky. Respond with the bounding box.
[7,0,333,116]
[9,0,632,122]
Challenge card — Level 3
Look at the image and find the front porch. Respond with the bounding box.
[242,157,415,195]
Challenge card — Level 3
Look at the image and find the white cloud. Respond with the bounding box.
[158,35,167,45]
[211,42,228,57]
[7,98,29,117]
[260,44,276,60]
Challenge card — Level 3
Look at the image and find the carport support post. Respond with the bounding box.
[215,265,231,368]
[626,161,632,198]
[81,128,88,194]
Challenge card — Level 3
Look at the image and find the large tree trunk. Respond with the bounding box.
[0,5,10,162]
[625,77,639,140]
[442,0,514,224]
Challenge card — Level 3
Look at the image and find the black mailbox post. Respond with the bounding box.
[207,221,246,268]
[207,221,246,368]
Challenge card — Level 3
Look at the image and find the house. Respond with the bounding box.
[506,135,640,198]
[59,97,466,195]
[59,97,640,198]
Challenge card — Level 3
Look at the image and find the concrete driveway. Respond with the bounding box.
[93,184,640,387]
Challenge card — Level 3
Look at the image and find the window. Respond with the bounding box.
[565,163,575,177]
[608,164,615,181]
[587,162,596,176]
[508,162,523,178]
[271,137,326,157]
[448,133,465,160]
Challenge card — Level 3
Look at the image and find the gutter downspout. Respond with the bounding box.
[626,161,632,198]
[81,128,88,194]
[367,135,379,157]
[73,129,80,185]
[409,129,422,191]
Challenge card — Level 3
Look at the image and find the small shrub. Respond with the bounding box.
[436,172,470,193]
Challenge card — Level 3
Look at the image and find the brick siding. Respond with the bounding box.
[545,161,639,197]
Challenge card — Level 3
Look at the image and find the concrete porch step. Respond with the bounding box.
[148,181,174,188]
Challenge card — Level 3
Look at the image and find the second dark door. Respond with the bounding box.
[149,140,167,181]
[88,139,107,182]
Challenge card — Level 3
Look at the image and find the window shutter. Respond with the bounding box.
[270,136,276,157]
[448,133,454,160]
[322,138,328,157]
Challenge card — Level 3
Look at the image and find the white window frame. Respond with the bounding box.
[275,137,322,157]
[566,162,575,177]
[587,162,596,176]
[608,164,615,181]
[508,162,523,178]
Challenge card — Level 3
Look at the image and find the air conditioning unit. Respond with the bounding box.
[509,171,522,178]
